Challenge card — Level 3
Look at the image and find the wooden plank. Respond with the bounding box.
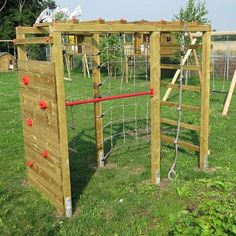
[92,34,104,168]
[200,31,211,169]
[162,37,198,101]
[161,135,200,152]
[24,131,61,161]
[20,85,57,103]
[161,101,201,112]
[51,31,72,217]
[222,70,236,116]
[50,22,210,33]
[27,170,64,212]
[161,64,201,71]
[150,31,161,184]
[25,145,62,182]
[14,36,53,45]
[16,26,50,34]
[18,71,56,89]
[167,83,201,92]
[18,59,55,76]
[161,118,200,132]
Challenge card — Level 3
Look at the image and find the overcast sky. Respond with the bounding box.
[54,0,235,31]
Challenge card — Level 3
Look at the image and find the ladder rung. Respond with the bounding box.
[161,118,200,132]
[161,135,200,152]
[161,101,201,112]
[167,83,201,92]
[161,64,201,71]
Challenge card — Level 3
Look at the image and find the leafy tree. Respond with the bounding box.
[0,0,56,53]
[173,0,209,24]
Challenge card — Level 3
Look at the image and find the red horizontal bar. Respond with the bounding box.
[65,89,153,107]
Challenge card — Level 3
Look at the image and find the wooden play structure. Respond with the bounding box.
[15,20,211,216]
[163,31,236,116]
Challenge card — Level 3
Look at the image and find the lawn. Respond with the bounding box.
[0,70,236,235]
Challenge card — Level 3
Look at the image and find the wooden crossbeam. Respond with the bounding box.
[167,83,201,92]
[161,101,201,112]
[161,118,200,132]
[14,37,53,45]
[161,135,200,152]
[161,64,201,71]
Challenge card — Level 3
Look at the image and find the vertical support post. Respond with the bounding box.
[51,31,72,217]
[150,31,161,184]
[16,28,27,60]
[92,34,104,167]
[200,31,211,169]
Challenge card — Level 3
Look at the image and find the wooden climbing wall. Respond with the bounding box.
[18,59,72,216]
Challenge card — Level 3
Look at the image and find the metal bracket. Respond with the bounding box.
[65,197,72,218]
[98,151,105,167]
[156,171,161,185]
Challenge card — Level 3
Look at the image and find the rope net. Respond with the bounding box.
[65,33,151,160]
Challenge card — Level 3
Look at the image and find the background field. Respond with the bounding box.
[0,71,236,235]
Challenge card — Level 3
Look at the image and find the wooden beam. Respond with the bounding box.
[51,31,72,217]
[161,101,201,112]
[16,26,50,34]
[222,70,236,116]
[161,135,200,152]
[200,31,211,169]
[161,64,201,71]
[14,36,53,45]
[92,34,105,167]
[167,83,201,92]
[161,118,200,132]
[150,31,161,185]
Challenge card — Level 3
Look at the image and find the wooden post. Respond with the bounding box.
[200,31,211,169]
[222,70,236,116]
[92,34,104,167]
[51,31,72,217]
[150,31,161,184]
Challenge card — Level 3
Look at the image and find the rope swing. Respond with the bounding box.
[168,23,186,180]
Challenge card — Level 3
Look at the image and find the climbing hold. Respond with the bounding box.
[13,39,16,44]
[26,118,33,127]
[41,150,48,159]
[39,100,47,110]
[26,160,34,168]
[22,75,30,86]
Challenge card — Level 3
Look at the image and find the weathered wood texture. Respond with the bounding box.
[18,57,71,216]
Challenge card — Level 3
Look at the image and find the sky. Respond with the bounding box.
[54,0,235,31]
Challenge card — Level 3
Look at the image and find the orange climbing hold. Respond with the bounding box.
[26,160,34,168]
[41,150,49,159]
[22,75,30,86]
[26,118,33,126]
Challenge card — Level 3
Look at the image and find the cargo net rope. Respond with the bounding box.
[65,33,151,164]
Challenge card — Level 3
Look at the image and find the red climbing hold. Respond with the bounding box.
[26,118,33,126]
[41,150,48,159]
[22,75,30,85]
[39,100,47,110]
[26,160,34,168]
[150,88,154,97]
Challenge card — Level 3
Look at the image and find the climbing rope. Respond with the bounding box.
[168,24,186,180]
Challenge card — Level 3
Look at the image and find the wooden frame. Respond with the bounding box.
[16,20,211,216]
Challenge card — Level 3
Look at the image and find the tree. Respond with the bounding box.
[173,0,209,24]
[0,0,56,53]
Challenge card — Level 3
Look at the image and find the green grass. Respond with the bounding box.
[0,71,236,235]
